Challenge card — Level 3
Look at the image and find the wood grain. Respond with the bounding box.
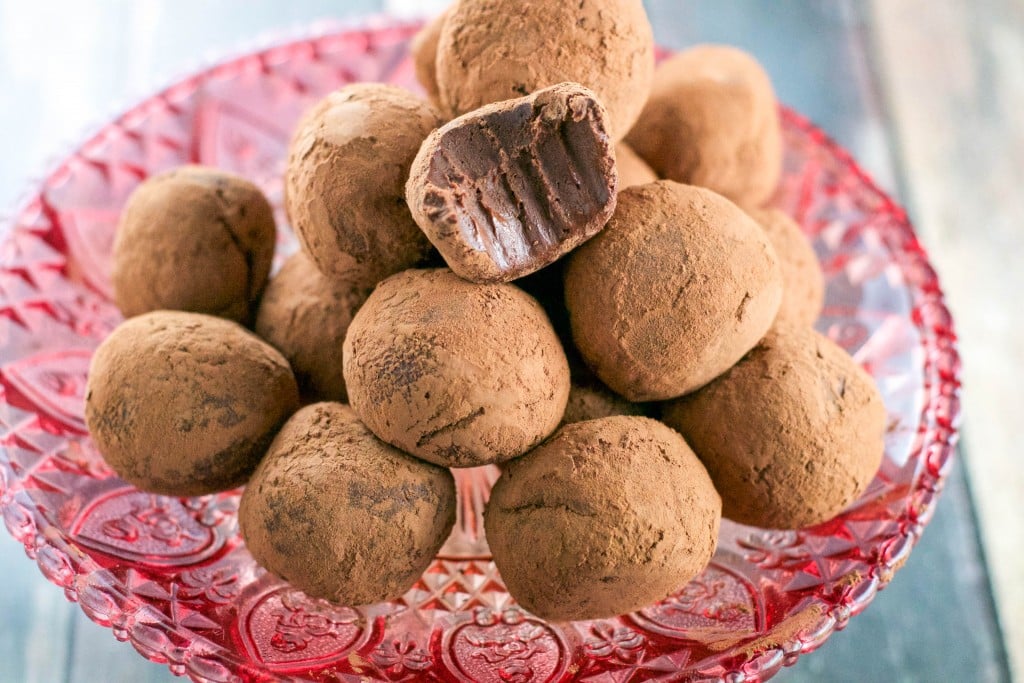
[868,1,1024,679]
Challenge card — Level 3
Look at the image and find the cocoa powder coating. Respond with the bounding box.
[749,208,824,327]
[661,324,887,529]
[616,142,659,190]
[411,8,449,105]
[112,165,276,324]
[286,84,441,283]
[486,416,721,621]
[562,380,645,425]
[407,83,618,283]
[342,268,570,467]
[625,45,783,206]
[85,311,300,496]
[239,403,456,605]
[565,181,783,401]
[436,0,654,141]
[255,251,372,402]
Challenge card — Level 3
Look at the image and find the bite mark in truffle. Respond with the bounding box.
[407,83,618,283]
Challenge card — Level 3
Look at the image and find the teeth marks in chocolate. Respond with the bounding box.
[408,83,618,283]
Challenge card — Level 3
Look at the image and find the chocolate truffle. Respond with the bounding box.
[435,0,654,141]
[254,251,371,402]
[486,416,721,621]
[563,380,645,425]
[411,8,450,104]
[625,45,783,207]
[343,269,569,467]
[662,324,886,529]
[616,142,658,190]
[565,181,783,401]
[240,403,456,605]
[407,83,617,283]
[749,208,824,327]
[286,84,441,283]
[112,166,275,323]
[85,311,300,497]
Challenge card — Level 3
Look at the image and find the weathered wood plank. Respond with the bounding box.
[868,1,1024,679]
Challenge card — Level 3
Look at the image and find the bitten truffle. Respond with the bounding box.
[407,83,618,283]
[411,8,450,104]
[112,166,275,323]
[563,380,645,425]
[616,142,658,190]
[565,181,783,401]
[661,324,886,529]
[436,0,654,141]
[255,251,371,402]
[85,311,299,496]
[749,209,824,327]
[625,45,783,207]
[486,416,721,621]
[239,403,456,605]
[343,268,570,467]
[286,84,441,283]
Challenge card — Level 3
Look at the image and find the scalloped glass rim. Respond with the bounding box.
[0,19,961,683]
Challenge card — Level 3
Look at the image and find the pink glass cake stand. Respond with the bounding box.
[0,19,961,683]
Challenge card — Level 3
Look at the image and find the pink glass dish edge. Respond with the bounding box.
[0,19,962,683]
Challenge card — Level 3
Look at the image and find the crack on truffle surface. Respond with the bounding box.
[415,406,486,448]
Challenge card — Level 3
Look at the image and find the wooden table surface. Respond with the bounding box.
[0,1,1018,681]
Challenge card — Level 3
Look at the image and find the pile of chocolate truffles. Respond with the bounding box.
[84,0,886,622]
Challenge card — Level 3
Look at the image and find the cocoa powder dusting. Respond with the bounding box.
[343,268,569,467]
[486,416,721,621]
[239,403,456,605]
[112,165,276,324]
[626,45,783,206]
[565,181,783,401]
[661,324,887,529]
[85,311,299,496]
[436,0,654,141]
[255,251,372,402]
[286,84,441,284]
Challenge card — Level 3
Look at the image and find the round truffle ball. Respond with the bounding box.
[343,268,570,467]
[749,208,824,327]
[411,8,450,104]
[563,380,645,425]
[616,142,658,190]
[112,166,276,323]
[436,0,654,141]
[565,181,783,401]
[661,324,886,529]
[85,311,300,496]
[255,251,371,402]
[625,45,783,206]
[286,84,441,284]
[486,416,721,621]
[240,403,456,605]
